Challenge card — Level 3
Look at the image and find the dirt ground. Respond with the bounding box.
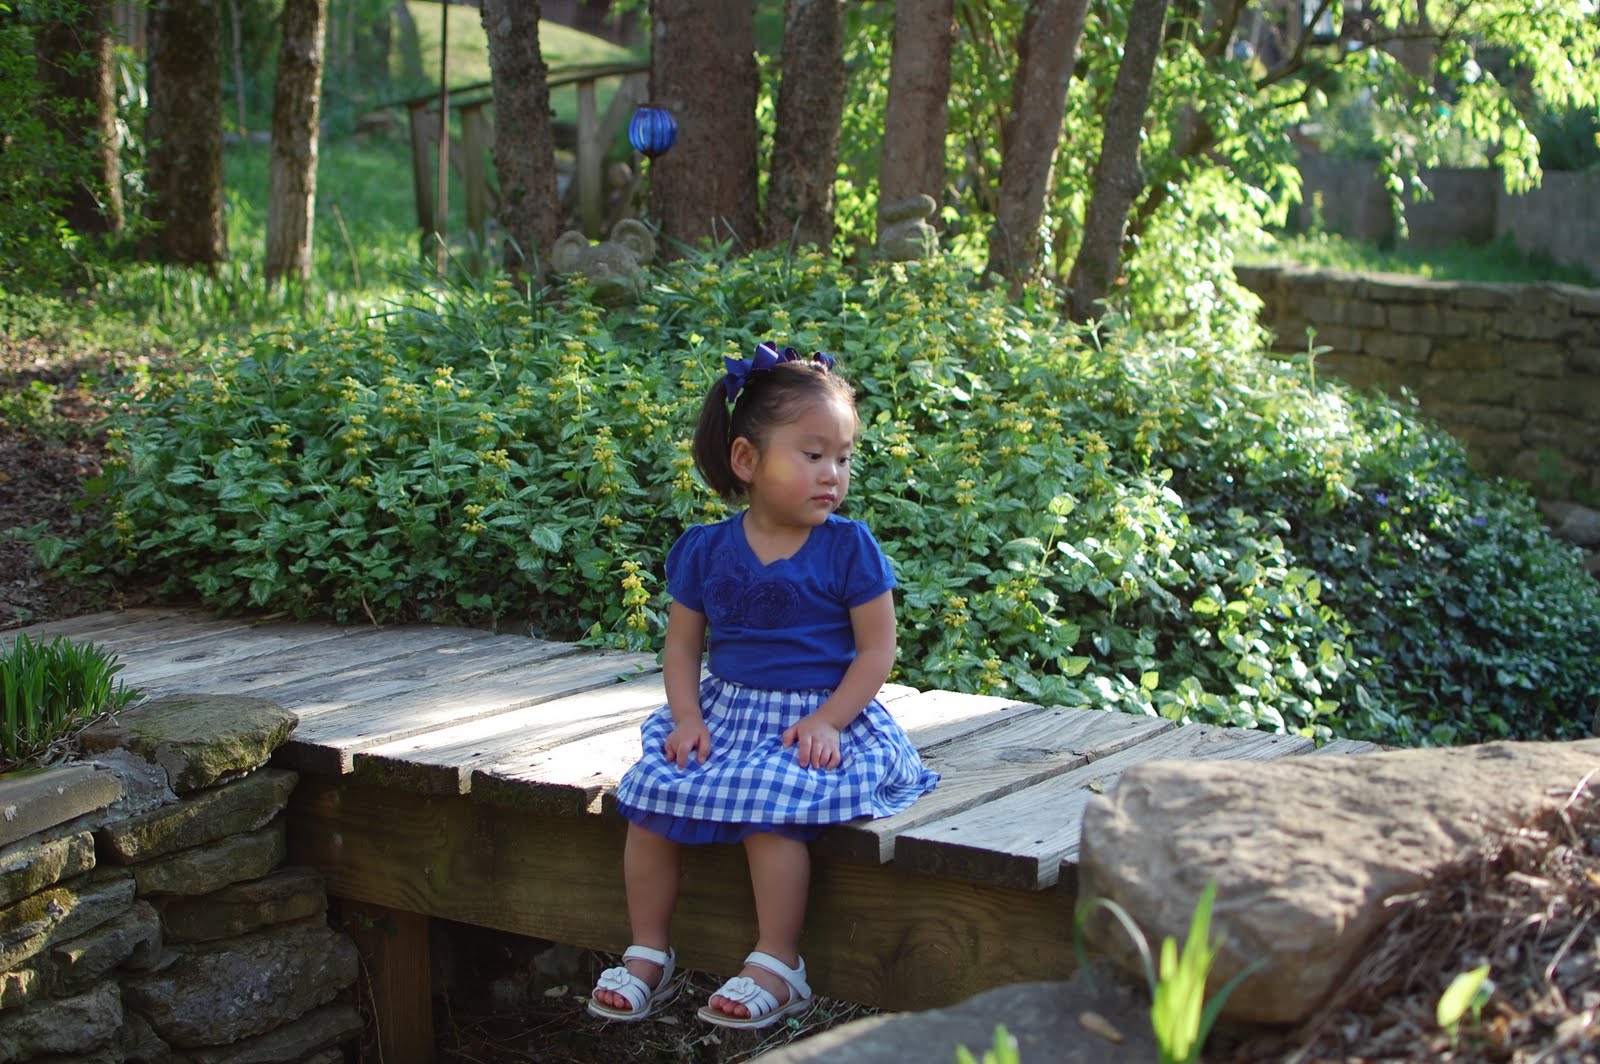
[3,334,1596,1063]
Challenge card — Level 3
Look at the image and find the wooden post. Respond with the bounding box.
[576,78,602,238]
[407,103,435,240]
[341,901,434,1064]
[461,102,490,271]
[434,3,450,277]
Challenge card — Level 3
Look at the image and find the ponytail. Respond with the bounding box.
[692,376,741,499]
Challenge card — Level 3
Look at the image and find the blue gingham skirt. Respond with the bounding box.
[613,676,939,845]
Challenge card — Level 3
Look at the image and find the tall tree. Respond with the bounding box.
[142,0,226,265]
[764,0,845,250]
[264,0,327,282]
[1066,0,1169,322]
[649,0,759,254]
[877,0,954,241]
[983,0,1088,290]
[480,0,560,275]
[34,0,122,235]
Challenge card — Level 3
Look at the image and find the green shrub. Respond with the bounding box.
[48,252,1600,748]
[1,633,141,770]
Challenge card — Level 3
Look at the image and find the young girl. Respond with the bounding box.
[587,342,939,1029]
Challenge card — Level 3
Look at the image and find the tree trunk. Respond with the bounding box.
[142,0,226,266]
[1066,0,1170,323]
[649,0,760,255]
[265,0,327,282]
[764,0,845,250]
[393,0,424,82]
[481,0,560,276]
[877,0,954,240]
[983,0,1088,290]
[34,0,123,235]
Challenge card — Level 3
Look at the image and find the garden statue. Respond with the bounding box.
[876,194,939,261]
[551,218,657,298]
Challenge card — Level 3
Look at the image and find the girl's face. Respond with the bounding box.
[735,395,857,529]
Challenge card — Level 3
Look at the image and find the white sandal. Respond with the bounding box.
[586,945,680,1021]
[697,950,813,1029]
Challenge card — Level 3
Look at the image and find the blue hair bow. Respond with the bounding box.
[723,342,837,403]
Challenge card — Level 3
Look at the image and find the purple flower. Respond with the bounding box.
[1375,492,1388,506]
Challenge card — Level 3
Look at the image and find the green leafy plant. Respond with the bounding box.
[1436,964,1493,1046]
[955,1024,1022,1064]
[1075,883,1259,1064]
[1,633,142,770]
[43,250,1600,749]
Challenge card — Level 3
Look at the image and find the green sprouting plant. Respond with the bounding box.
[1075,883,1259,1064]
[0,633,142,770]
[1436,964,1493,1047]
[955,1024,1022,1064]
[0,379,62,433]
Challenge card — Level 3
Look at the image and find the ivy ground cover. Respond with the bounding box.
[51,253,1600,748]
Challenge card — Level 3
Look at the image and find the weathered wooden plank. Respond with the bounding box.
[814,705,1175,863]
[287,777,1080,1013]
[127,625,504,698]
[353,673,671,795]
[248,631,560,717]
[895,725,1317,891]
[105,621,355,688]
[887,688,1050,751]
[474,681,932,817]
[1313,737,1387,756]
[6,610,257,655]
[468,716,645,816]
[2,607,188,642]
[280,649,659,776]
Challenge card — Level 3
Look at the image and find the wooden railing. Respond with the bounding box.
[393,61,649,255]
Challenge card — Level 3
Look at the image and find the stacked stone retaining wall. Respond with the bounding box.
[1295,151,1600,279]
[1236,264,1600,508]
[0,695,361,1063]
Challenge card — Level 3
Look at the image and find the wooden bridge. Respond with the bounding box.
[13,608,1377,1062]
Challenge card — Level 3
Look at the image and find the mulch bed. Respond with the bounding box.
[1225,785,1600,1064]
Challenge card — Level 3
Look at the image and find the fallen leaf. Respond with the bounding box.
[1079,1010,1123,1042]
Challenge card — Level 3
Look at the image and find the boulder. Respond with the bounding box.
[121,919,358,1049]
[1077,738,1600,1026]
[157,866,328,944]
[0,829,95,907]
[752,971,1157,1064]
[131,820,287,897]
[0,765,122,849]
[0,981,122,1063]
[77,695,296,795]
[97,769,297,864]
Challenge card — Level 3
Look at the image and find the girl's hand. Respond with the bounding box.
[663,717,712,769]
[783,715,842,770]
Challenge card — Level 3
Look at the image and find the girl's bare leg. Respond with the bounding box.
[707,831,810,1019]
[593,822,680,1011]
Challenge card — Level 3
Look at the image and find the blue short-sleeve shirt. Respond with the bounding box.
[666,512,897,690]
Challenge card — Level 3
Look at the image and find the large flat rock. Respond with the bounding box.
[1078,738,1600,1026]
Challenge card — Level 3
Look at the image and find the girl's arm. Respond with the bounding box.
[662,601,712,768]
[783,590,897,769]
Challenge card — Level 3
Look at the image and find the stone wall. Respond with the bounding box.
[1236,264,1600,511]
[0,695,361,1063]
[1294,152,1600,279]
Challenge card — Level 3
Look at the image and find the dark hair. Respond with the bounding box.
[692,358,857,500]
